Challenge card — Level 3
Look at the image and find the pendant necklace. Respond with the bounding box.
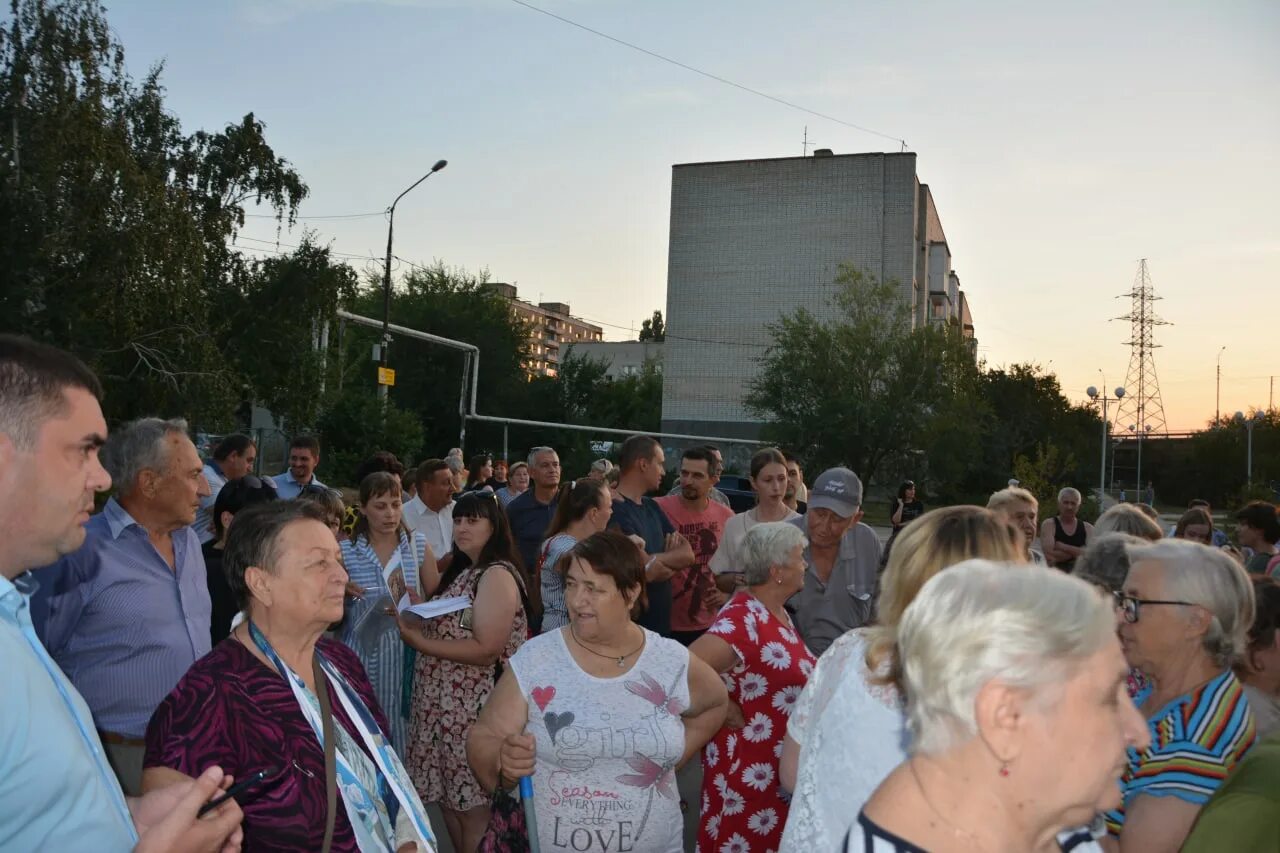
[570,625,645,667]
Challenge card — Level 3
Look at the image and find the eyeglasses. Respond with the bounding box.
[1113,591,1196,624]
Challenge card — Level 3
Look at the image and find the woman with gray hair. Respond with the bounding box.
[690,521,815,851]
[848,560,1150,852]
[1092,503,1163,542]
[1104,538,1257,850]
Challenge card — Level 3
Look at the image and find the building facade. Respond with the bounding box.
[661,150,976,438]
[564,340,664,381]
[485,282,603,377]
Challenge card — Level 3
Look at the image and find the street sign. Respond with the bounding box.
[377,367,396,387]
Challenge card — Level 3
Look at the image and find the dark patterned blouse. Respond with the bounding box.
[144,637,389,852]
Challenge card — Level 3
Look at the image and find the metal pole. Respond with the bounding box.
[1135,430,1143,502]
[503,423,509,465]
[1099,397,1107,506]
[1216,346,1226,425]
[457,351,470,452]
[1247,422,1254,485]
[380,208,395,403]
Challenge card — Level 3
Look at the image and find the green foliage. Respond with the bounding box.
[339,261,531,456]
[638,310,665,342]
[314,390,424,488]
[745,264,981,484]
[745,264,1102,500]
[0,0,319,429]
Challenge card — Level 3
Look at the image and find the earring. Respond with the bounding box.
[998,762,1010,777]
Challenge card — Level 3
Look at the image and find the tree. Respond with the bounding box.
[0,0,312,427]
[745,264,979,484]
[638,310,665,342]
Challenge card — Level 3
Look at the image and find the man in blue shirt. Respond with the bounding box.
[194,432,256,544]
[0,334,242,851]
[39,417,213,795]
[609,435,694,636]
[506,445,562,573]
[272,433,325,498]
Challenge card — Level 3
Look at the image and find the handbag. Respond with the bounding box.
[477,783,531,853]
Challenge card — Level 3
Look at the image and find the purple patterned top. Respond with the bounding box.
[144,637,390,852]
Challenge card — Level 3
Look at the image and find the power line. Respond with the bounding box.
[507,0,907,148]
[233,234,376,261]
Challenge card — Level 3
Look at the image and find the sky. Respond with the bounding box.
[104,0,1279,431]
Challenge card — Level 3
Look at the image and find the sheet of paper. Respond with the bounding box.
[401,595,471,620]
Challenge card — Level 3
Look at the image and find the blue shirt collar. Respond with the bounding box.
[101,498,143,541]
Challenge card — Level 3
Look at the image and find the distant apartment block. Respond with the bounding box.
[565,340,664,381]
[662,150,976,439]
[485,282,603,377]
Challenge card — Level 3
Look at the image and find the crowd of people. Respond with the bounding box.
[3,331,1280,853]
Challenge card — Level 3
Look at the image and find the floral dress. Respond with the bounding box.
[406,561,527,811]
[699,592,816,853]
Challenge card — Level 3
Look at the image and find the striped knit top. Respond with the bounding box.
[1104,668,1256,835]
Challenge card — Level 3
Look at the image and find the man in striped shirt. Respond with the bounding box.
[38,417,213,795]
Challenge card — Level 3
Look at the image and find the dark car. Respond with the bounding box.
[717,474,757,514]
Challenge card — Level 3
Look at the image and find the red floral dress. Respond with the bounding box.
[406,562,526,811]
[698,592,815,853]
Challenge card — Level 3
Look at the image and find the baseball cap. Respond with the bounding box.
[809,467,863,518]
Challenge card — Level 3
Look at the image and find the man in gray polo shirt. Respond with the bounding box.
[786,467,882,656]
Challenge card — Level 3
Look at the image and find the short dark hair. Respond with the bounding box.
[223,500,329,609]
[353,472,403,541]
[1236,501,1280,543]
[0,335,103,449]
[681,446,716,472]
[290,434,321,455]
[212,433,255,462]
[568,530,648,618]
[1174,507,1213,538]
[415,458,450,490]
[1244,576,1280,664]
[1189,499,1212,510]
[212,476,278,539]
[618,435,661,472]
[354,451,403,486]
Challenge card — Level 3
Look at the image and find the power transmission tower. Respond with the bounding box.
[1112,259,1170,493]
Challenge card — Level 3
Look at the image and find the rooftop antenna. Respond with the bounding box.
[802,126,812,156]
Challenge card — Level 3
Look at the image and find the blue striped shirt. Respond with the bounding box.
[1,571,137,849]
[338,532,427,756]
[537,533,577,632]
[38,498,212,737]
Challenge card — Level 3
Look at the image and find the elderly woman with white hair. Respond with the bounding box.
[689,521,815,852]
[1104,539,1257,851]
[848,560,1150,852]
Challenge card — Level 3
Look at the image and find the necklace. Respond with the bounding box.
[907,758,987,850]
[569,625,645,668]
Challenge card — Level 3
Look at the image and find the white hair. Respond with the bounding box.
[899,560,1114,755]
[987,486,1038,513]
[741,522,808,586]
[1058,487,1082,503]
[1126,539,1254,668]
[101,417,190,498]
[590,458,613,475]
[527,446,556,467]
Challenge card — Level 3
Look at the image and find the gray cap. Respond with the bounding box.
[808,467,863,518]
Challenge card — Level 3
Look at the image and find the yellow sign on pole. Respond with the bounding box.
[377,367,396,387]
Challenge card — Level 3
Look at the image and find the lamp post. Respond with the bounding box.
[1235,411,1260,485]
[379,159,448,401]
[1088,384,1126,505]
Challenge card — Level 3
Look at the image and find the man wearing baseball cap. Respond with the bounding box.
[785,467,882,656]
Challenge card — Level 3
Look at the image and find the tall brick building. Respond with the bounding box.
[661,151,975,439]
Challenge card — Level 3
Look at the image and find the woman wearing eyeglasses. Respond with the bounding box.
[1105,539,1257,852]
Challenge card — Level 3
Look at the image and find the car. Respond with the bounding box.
[716,474,757,514]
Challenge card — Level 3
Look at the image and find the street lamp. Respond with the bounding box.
[1088,384,1126,504]
[379,159,448,401]
[1234,411,1260,485]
